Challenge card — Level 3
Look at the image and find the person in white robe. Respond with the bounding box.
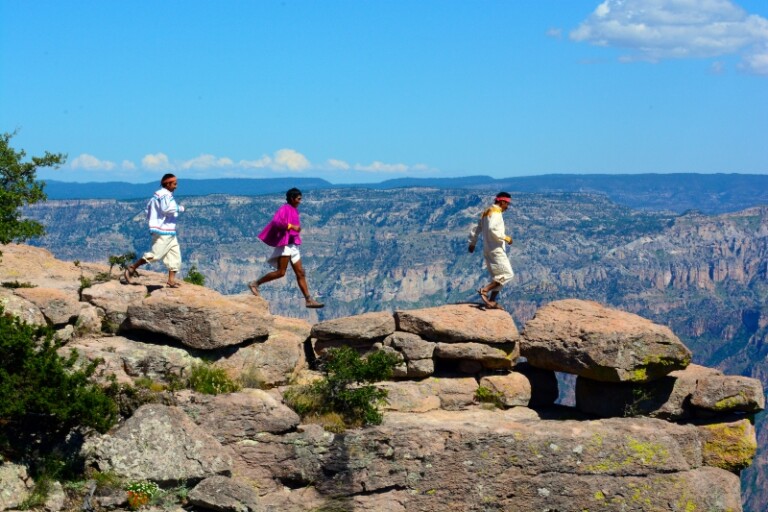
[468,192,514,309]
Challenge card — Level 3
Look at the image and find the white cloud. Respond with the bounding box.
[353,161,430,173]
[181,154,235,170]
[70,153,116,171]
[142,153,172,170]
[121,160,136,170]
[570,0,768,74]
[327,159,351,170]
[273,148,311,171]
[239,155,272,169]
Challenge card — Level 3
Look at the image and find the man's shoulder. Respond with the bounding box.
[153,188,172,199]
[482,205,502,218]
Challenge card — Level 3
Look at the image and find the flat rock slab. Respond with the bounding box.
[125,286,273,349]
[435,341,518,369]
[82,404,233,484]
[189,475,260,512]
[311,311,396,341]
[522,299,691,382]
[395,304,519,344]
[177,389,300,445]
[13,287,81,326]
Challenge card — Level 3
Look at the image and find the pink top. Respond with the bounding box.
[258,203,302,247]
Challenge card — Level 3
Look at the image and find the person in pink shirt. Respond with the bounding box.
[249,188,324,308]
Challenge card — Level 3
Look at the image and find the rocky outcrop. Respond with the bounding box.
[576,364,765,420]
[82,404,234,484]
[310,304,520,378]
[124,287,273,350]
[521,299,691,382]
[3,245,764,511]
[235,411,743,512]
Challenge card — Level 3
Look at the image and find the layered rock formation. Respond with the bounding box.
[0,245,763,511]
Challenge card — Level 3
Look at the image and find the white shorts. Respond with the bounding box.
[267,244,301,268]
[143,234,181,272]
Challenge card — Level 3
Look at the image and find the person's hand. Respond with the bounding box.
[504,236,512,244]
[468,244,475,253]
[294,225,301,233]
[178,205,185,213]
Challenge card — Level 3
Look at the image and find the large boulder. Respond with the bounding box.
[125,286,273,350]
[214,316,309,387]
[13,287,81,326]
[395,304,519,344]
[177,389,300,445]
[0,288,46,325]
[64,336,202,385]
[311,311,396,341]
[82,404,233,484]
[522,299,691,382]
[434,341,518,370]
[690,371,765,413]
[189,475,260,512]
[81,280,147,328]
[478,372,532,408]
[697,418,758,473]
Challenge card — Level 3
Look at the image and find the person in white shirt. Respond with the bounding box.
[468,192,515,310]
[123,174,185,287]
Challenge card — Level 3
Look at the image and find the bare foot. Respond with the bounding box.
[248,281,261,297]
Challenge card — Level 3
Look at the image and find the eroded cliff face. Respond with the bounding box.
[0,245,763,511]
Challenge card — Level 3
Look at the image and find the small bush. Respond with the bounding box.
[187,363,241,395]
[284,346,399,430]
[474,386,505,409]
[1,280,35,289]
[108,252,137,276]
[183,264,206,286]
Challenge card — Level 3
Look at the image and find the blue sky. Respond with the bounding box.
[2,0,767,184]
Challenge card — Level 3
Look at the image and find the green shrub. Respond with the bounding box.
[183,264,206,286]
[474,386,505,409]
[108,252,136,276]
[284,346,399,430]
[187,363,241,395]
[1,280,35,289]
[0,306,118,462]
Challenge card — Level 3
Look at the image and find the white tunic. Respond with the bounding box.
[468,205,515,286]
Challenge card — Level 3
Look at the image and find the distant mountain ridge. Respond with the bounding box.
[43,173,768,214]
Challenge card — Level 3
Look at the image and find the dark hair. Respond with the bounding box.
[286,188,302,202]
[495,191,511,200]
[161,173,176,186]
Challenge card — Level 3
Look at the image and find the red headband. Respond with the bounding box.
[495,196,511,203]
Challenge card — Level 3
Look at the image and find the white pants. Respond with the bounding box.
[143,234,181,272]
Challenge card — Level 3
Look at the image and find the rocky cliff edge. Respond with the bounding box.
[0,244,763,512]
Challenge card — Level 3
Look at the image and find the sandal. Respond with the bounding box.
[477,289,493,308]
[248,281,261,297]
[305,298,325,309]
[123,268,134,285]
[166,282,182,288]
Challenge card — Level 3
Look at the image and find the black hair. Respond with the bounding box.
[161,173,176,186]
[286,188,302,202]
[495,191,511,199]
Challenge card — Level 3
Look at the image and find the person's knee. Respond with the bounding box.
[275,268,288,278]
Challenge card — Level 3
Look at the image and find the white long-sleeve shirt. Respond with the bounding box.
[468,204,510,253]
[146,188,183,235]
